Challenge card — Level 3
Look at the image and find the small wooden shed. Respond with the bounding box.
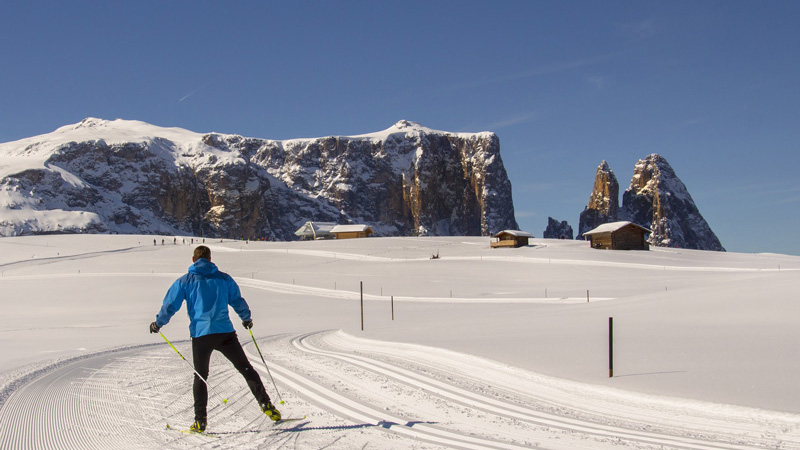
[582,221,651,250]
[491,230,533,248]
[330,224,374,239]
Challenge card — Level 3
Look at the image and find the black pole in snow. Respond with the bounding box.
[609,317,614,378]
[361,281,364,331]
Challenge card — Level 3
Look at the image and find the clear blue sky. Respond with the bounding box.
[2,1,798,255]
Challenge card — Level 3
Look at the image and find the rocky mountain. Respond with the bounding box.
[619,154,724,251]
[578,161,619,238]
[578,155,724,251]
[0,118,518,240]
[543,217,573,240]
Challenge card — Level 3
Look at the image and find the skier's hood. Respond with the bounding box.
[188,258,219,277]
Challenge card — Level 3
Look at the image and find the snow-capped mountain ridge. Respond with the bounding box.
[0,118,517,239]
[2,118,203,152]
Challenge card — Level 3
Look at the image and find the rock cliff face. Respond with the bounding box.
[577,155,724,251]
[0,118,518,240]
[619,154,724,251]
[578,161,619,238]
[543,217,573,240]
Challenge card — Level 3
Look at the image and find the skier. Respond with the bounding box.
[149,245,281,432]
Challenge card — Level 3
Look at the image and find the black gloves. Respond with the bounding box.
[149,321,161,333]
[242,319,253,329]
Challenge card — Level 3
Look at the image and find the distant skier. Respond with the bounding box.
[149,245,281,432]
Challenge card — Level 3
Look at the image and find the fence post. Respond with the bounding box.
[391,296,394,321]
[361,281,364,331]
[609,317,614,378]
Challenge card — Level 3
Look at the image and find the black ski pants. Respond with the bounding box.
[191,331,270,420]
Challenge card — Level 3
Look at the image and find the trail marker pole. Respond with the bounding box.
[609,317,614,378]
[361,281,364,331]
[391,296,394,320]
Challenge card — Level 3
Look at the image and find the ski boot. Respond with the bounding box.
[189,417,206,433]
[260,400,281,421]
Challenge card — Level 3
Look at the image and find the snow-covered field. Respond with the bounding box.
[1,235,799,449]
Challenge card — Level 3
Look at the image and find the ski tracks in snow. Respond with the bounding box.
[1,331,799,450]
[266,331,800,450]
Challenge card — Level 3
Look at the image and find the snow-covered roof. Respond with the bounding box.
[493,230,533,238]
[294,221,338,236]
[582,221,651,236]
[331,224,374,234]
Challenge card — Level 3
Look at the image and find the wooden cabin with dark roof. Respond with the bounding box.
[582,221,651,250]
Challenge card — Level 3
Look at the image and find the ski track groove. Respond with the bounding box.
[1,331,799,449]
[252,335,598,449]
[290,332,753,450]
[246,331,800,450]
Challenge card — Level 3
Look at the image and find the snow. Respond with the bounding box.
[493,230,533,238]
[43,162,87,188]
[277,120,491,147]
[583,221,651,235]
[0,208,102,236]
[0,118,242,180]
[1,235,800,449]
[346,120,492,142]
[329,224,372,234]
[0,156,50,181]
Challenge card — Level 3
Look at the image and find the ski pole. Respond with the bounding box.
[248,328,284,405]
[159,332,228,405]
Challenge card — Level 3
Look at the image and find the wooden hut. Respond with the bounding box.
[582,221,651,250]
[330,224,374,239]
[491,230,533,248]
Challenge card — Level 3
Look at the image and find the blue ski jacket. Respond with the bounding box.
[155,258,251,338]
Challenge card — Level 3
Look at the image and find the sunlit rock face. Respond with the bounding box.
[578,160,619,239]
[620,154,724,251]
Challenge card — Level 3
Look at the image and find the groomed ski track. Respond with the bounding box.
[1,331,798,450]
